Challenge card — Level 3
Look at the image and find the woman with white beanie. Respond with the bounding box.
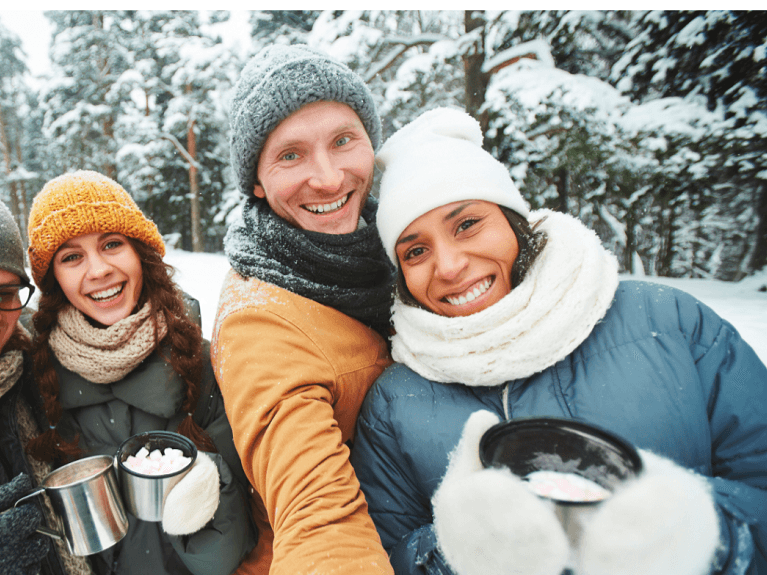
[350,107,767,575]
[23,171,256,575]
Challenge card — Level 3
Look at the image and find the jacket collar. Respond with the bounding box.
[56,351,184,419]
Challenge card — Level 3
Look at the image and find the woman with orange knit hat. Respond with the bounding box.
[24,171,256,575]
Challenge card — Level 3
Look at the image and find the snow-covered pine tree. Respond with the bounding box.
[330,10,467,139]
[247,10,321,51]
[0,20,33,241]
[510,10,635,83]
[611,10,767,279]
[300,11,648,271]
[113,10,238,252]
[40,10,129,180]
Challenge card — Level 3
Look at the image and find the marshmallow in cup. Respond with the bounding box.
[123,446,193,476]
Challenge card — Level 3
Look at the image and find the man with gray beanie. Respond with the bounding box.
[211,45,395,575]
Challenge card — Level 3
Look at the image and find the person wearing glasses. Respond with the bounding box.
[22,171,257,575]
[0,198,69,575]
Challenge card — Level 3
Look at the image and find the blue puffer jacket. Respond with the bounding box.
[351,280,767,575]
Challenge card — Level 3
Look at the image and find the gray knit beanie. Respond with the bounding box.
[0,200,30,284]
[229,44,382,196]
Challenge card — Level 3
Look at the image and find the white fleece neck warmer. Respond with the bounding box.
[390,210,619,386]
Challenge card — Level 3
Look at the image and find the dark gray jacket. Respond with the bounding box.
[0,352,69,575]
[52,299,256,575]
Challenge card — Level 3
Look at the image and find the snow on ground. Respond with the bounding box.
[165,249,233,338]
[630,271,767,366]
[165,249,767,366]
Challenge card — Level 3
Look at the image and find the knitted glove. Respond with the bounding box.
[577,449,720,575]
[432,411,570,575]
[161,452,220,536]
[0,474,51,575]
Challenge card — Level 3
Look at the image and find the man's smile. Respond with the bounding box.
[303,192,351,214]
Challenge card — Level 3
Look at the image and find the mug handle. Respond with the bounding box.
[13,488,64,541]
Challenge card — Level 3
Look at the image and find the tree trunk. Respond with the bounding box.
[556,167,569,214]
[187,93,202,252]
[0,107,24,241]
[93,11,116,179]
[159,128,201,250]
[657,205,676,277]
[624,209,636,273]
[750,183,767,273]
[463,11,490,137]
[13,141,28,246]
[103,116,116,180]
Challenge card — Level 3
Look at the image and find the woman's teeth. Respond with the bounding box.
[305,193,349,214]
[445,278,493,306]
[90,285,124,302]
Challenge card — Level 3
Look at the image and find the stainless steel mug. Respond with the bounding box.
[114,431,197,522]
[14,454,129,556]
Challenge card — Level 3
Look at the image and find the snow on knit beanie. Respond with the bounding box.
[27,170,165,286]
[0,200,30,284]
[375,107,530,264]
[229,44,382,196]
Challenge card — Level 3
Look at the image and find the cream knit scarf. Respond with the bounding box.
[390,210,619,387]
[49,303,167,384]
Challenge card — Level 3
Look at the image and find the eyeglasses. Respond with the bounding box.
[0,283,35,311]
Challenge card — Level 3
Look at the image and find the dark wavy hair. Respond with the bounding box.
[2,322,32,354]
[395,206,547,309]
[27,239,216,463]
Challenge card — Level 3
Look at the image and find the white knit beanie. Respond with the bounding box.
[375,107,529,264]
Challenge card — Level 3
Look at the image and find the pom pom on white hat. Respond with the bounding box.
[375,107,529,264]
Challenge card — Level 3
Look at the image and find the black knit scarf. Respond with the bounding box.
[224,197,395,339]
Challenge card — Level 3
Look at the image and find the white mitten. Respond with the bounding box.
[161,452,220,536]
[432,411,570,575]
[577,449,720,575]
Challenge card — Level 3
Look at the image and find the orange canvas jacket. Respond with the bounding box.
[211,269,394,575]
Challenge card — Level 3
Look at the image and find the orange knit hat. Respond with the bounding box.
[27,170,165,286]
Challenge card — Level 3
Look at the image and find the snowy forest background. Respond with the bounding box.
[0,10,765,282]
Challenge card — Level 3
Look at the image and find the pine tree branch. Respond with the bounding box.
[160,133,200,171]
[365,33,449,82]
